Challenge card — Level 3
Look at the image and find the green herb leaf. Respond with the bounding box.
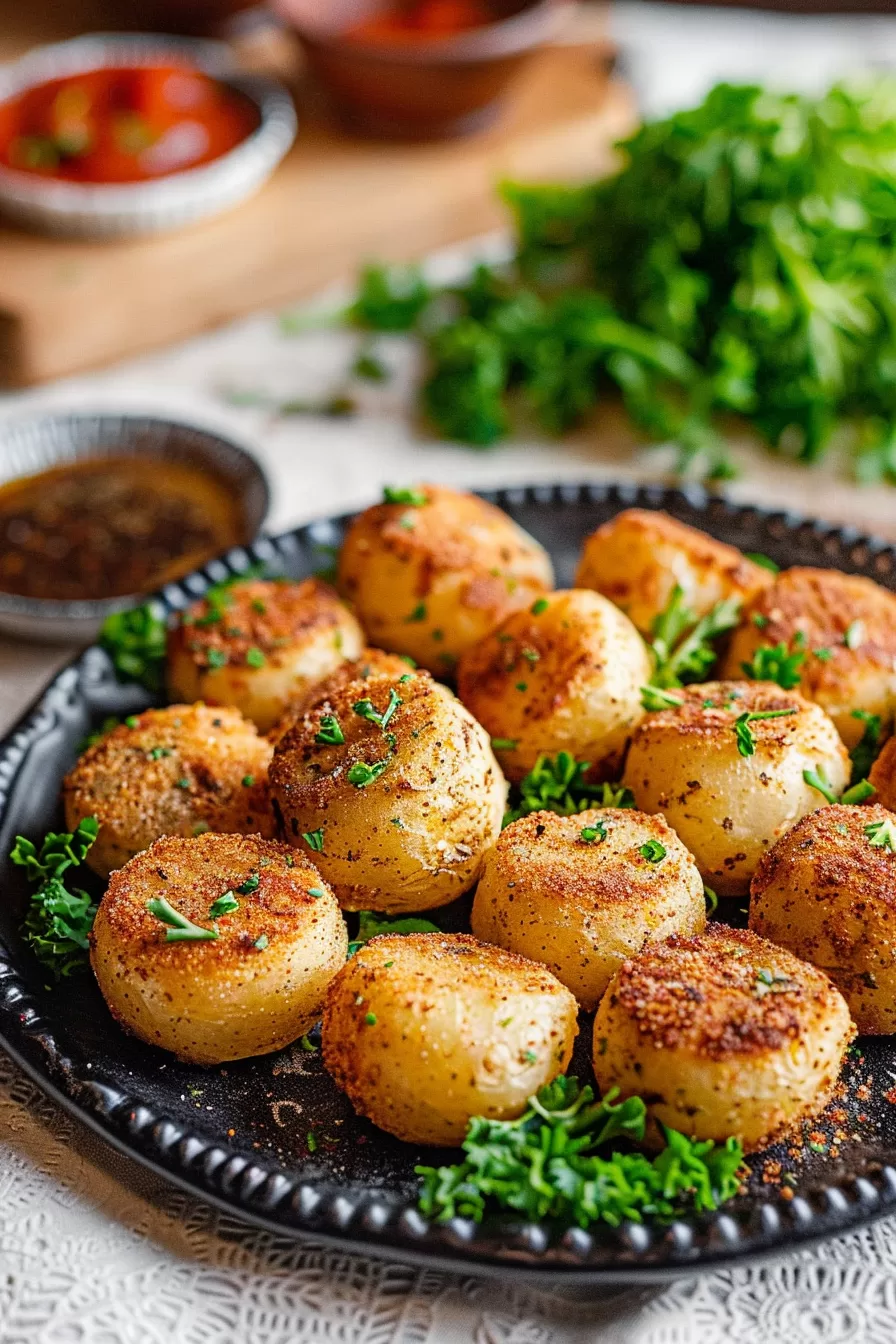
[640,685,685,711]
[745,552,780,573]
[347,757,392,788]
[649,588,741,688]
[353,688,402,731]
[503,752,635,827]
[315,714,345,746]
[146,896,218,942]
[842,778,876,805]
[704,886,719,914]
[246,647,266,668]
[99,602,167,692]
[347,909,441,956]
[580,822,607,844]
[803,766,839,804]
[639,840,667,863]
[850,710,882,783]
[209,892,239,918]
[302,829,325,852]
[734,708,797,757]
[866,817,896,851]
[10,817,100,978]
[383,486,428,506]
[740,641,806,690]
[416,1076,744,1228]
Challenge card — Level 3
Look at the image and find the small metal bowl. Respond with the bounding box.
[0,412,270,642]
[0,34,297,239]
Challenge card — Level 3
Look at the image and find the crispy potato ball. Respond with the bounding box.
[870,736,896,810]
[337,484,553,675]
[322,932,577,1145]
[471,808,706,1009]
[63,704,274,879]
[621,681,850,896]
[575,509,772,637]
[91,833,347,1065]
[269,669,506,913]
[457,589,650,782]
[750,803,896,1034]
[721,567,896,749]
[592,925,854,1150]
[167,578,364,734]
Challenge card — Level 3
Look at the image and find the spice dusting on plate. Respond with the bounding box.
[0,455,244,602]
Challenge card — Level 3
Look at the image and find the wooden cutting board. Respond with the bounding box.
[0,42,634,388]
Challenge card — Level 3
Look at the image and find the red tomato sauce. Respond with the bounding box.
[347,1,500,42]
[0,65,260,184]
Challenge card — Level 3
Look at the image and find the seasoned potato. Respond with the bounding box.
[269,669,506,912]
[575,509,772,637]
[750,804,896,1034]
[91,833,347,1065]
[870,736,896,809]
[322,932,577,1145]
[622,681,850,896]
[63,704,274,879]
[167,578,364,734]
[472,809,705,1009]
[337,484,553,675]
[593,925,854,1150]
[270,648,415,742]
[457,589,650,783]
[721,567,896,749]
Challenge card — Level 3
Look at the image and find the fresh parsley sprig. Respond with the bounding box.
[850,710,882,783]
[648,587,741,689]
[503,752,634,827]
[803,766,875,806]
[10,817,100,978]
[734,709,797,757]
[417,1076,744,1229]
[99,602,167,692]
[740,636,806,690]
[866,817,896,851]
[146,896,218,943]
[347,909,441,957]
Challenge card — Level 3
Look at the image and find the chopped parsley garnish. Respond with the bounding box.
[364,1012,378,1025]
[745,552,780,573]
[844,621,865,650]
[347,909,441,956]
[246,647,266,668]
[241,775,255,788]
[416,1076,744,1229]
[531,598,549,615]
[175,777,190,790]
[303,829,325,852]
[734,708,797,757]
[842,778,876,805]
[813,647,832,661]
[148,746,172,760]
[580,823,607,844]
[754,967,796,997]
[704,886,718,914]
[803,766,839,804]
[315,714,345,746]
[406,603,427,623]
[99,601,167,692]
[850,710,882,783]
[866,817,896,851]
[146,896,218,942]
[640,685,684,711]
[491,737,518,750]
[740,638,806,689]
[639,840,667,863]
[353,688,402,730]
[238,874,260,894]
[125,716,140,729]
[649,587,741,688]
[515,681,528,692]
[206,648,229,669]
[254,934,269,950]
[347,757,392,788]
[10,816,99,978]
[383,485,428,506]
[353,349,389,382]
[209,892,240,919]
[503,752,635,827]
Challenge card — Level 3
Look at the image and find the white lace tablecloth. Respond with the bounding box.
[5,8,896,1336]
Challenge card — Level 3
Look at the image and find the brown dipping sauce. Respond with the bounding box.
[0,456,245,602]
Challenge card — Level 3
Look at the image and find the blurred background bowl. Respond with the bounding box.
[0,32,297,237]
[275,0,575,140]
[0,412,270,642]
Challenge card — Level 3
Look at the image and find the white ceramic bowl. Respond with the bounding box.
[0,34,297,238]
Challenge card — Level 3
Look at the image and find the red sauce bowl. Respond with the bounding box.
[275,0,574,140]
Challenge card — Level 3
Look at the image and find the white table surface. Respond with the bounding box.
[5,8,896,1339]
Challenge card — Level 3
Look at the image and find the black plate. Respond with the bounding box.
[2,480,896,1286]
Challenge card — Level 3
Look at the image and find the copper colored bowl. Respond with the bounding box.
[274,0,574,139]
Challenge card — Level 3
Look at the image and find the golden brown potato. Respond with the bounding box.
[750,803,896,1034]
[457,589,650,783]
[91,833,347,1065]
[269,669,506,912]
[269,648,415,744]
[575,509,772,637]
[592,925,854,1150]
[167,578,364,734]
[622,681,850,897]
[63,704,274,879]
[337,484,553,675]
[870,736,896,810]
[322,932,577,1145]
[471,808,705,1009]
[721,567,896,749]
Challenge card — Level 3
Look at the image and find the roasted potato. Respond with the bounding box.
[270,648,415,743]
[63,704,274,879]
[750,803,896,1034]
[167,578,364,734]
[322,932,577,1144]
[91,833,347,1065]
[471,808,705,1008]
[575,509,772,637]
[592,925,854,1150]
[337,484,553,675]
[721,567,896,749]
[622,681,850,896]
[269,669,506,912]
[457,589,650,783]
